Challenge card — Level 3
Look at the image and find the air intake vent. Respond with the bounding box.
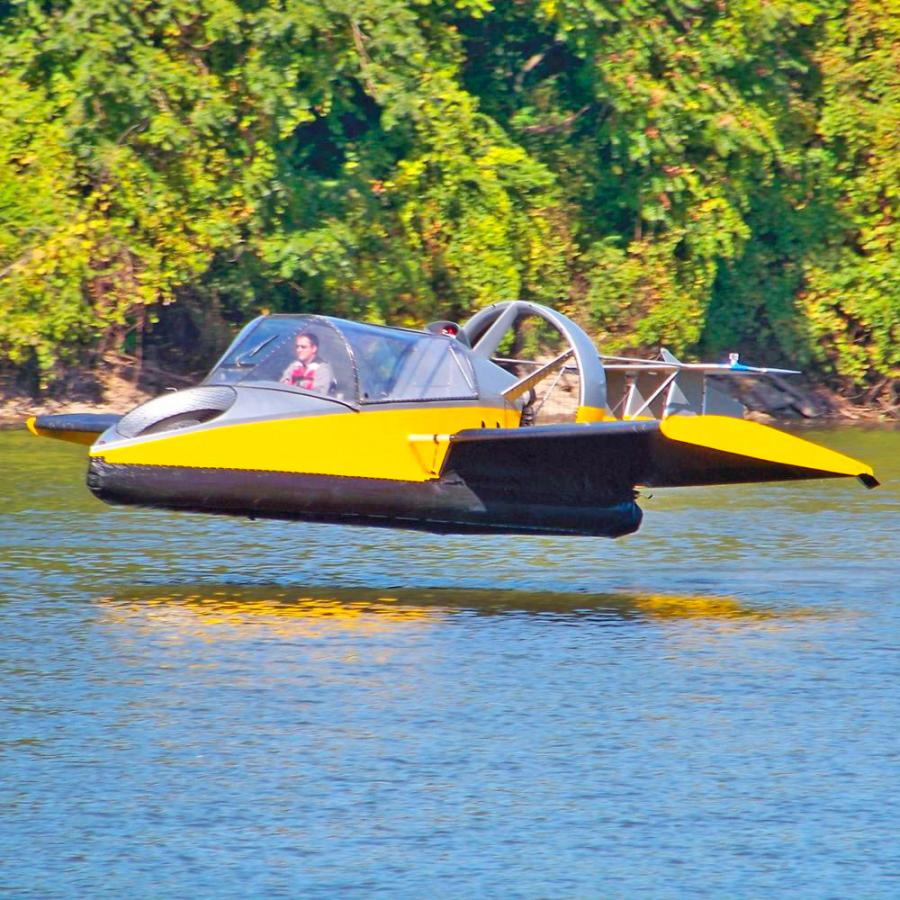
[116,386,237,439]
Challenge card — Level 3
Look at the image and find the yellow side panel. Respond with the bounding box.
[575,405,606,423]
[91,406,518,482]
[660,415,876,479]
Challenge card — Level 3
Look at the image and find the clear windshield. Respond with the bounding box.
[205,315,477,404]
[204,316,355,400]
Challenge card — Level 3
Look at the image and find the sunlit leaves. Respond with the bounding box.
[0,0,896,396]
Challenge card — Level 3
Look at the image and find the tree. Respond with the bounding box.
[0,0,896,402]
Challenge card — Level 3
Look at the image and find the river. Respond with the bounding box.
[1,425,897,897]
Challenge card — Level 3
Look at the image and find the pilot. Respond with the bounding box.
[280,331,334,394]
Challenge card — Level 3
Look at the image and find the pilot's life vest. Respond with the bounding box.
[286,360,323,391]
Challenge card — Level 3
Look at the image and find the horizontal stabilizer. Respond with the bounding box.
[602,349,801,377]
[602,348,803,420]
[26,413,121,446]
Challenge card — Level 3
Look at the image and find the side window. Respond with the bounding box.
[350,332,412,401]
[389,340,477,401]
[342,324,478,403]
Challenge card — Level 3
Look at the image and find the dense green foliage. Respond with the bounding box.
[0,0,897,397]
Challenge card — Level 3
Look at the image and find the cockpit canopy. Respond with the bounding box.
[205,315,478,404]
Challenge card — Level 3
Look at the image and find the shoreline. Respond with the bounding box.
[2,376,894,429]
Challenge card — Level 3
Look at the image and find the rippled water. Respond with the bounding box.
[1,426,898,897]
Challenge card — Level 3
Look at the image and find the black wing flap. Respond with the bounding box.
[443,420,660,505]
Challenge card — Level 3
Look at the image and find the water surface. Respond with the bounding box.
[1,427,898,897]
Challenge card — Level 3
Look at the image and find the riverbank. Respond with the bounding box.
[3,378,893,429]
[0,355,200,428]
[730,375,897,423]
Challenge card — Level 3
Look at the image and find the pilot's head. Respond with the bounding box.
[425,320,470,347]
[294,331,319,365]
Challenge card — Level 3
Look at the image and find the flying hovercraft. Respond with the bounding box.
[27,301,878,538]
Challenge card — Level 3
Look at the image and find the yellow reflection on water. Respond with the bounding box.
[94,585,827,643]
[633,593,801,620]
[96,590,441,642]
